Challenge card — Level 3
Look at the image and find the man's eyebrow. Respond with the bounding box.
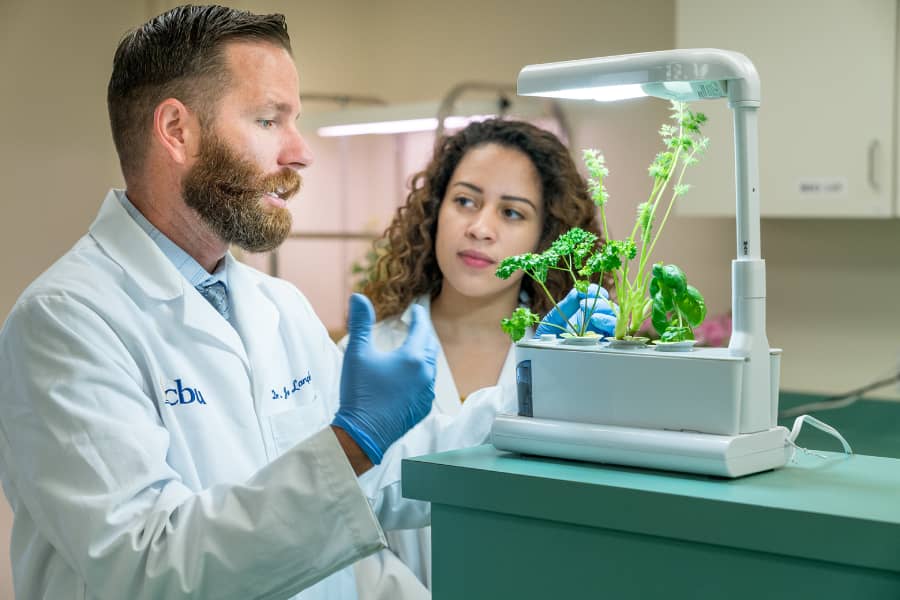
[452,181,538,211]
[262,100,296,114]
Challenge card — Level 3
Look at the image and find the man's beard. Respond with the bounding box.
[182,132,301,253]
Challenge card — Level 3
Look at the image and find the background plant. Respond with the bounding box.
[350,238,390,292]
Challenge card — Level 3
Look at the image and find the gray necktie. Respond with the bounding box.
[197,281,230,320]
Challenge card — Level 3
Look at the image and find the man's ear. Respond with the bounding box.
[153,98,201,166]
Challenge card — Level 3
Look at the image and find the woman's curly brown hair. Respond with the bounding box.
[364,118,610,320]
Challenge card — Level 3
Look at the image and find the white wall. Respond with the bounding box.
[2,0,899,597]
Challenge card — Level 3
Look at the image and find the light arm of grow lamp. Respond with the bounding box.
[517,48,759,102]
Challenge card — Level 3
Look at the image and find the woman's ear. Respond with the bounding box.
[152,98,201,166]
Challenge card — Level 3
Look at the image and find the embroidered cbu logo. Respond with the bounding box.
[164,379,207,406]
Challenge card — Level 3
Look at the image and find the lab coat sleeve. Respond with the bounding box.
[358,381,517,530]
[0,295,386,600]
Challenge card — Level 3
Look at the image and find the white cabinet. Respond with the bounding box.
[675,0,896,217]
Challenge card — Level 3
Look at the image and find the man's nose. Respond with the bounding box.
[280,125,314,170]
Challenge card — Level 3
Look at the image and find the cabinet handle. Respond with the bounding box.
[868,140,880,192]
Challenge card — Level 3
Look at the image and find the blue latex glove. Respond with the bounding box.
[332,293,438,464]
[535,284,617,338]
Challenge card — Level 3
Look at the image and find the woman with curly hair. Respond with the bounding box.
[346,118,615,600]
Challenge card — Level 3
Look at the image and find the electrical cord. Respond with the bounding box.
[779,371,900,418]
[785,415,853,457]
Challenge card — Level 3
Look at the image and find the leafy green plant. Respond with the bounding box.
[497,101,710,343]
[497,228,611,340]
[650,264,707,342]
[500,307,541,342]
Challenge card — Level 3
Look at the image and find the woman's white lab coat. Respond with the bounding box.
[0,191,488,600]
[341,297,518,599]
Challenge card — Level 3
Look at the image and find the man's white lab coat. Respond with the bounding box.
[0,191,476,599]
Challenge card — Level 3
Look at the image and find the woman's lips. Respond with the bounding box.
[458,250,495,269]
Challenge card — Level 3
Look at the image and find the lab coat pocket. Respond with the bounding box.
[267,393,330,456]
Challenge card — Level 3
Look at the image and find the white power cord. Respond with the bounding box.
[785,415,853,459]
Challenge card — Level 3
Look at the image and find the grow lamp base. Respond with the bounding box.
[490,414,791,478]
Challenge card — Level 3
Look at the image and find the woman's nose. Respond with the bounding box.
[466,212,497,241]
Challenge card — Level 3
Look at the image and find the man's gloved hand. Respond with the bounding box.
[332,294,438,464]
[535,284,617,338]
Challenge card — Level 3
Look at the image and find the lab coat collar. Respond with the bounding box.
[400,294,430,326]
[401,295,516,416]
[89,190,186,301]
[89,190,250,364]
[400,296,461,414]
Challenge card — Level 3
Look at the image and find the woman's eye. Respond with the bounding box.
[258,119,276,129]
[455,196,475,208]
[503,207,525,220]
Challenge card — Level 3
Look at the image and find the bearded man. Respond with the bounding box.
[0,5,446,599]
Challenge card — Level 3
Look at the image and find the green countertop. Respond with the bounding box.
[404,440,900,575]
[402,390,900,598]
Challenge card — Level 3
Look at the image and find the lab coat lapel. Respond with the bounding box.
[432,341,461,416]
[89,190,249,366]
[179,284,249,366]
[89,190,182,301]
[227,257,284,413]
[400,295,519,416]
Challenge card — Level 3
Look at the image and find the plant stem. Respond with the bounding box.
[619,143,681,337]
[541,322,572,334]
[536,279,577,335]
[646,146,698,260]
[636,145,683,280]
[600,204,610,244]
[582,273,609,336]
[629,178,663,241]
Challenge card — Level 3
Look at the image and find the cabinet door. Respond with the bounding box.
[675,0,896,217]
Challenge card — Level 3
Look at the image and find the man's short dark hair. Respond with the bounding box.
[107,4,292,179]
